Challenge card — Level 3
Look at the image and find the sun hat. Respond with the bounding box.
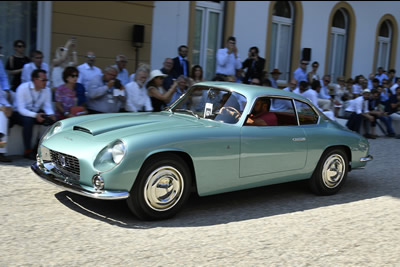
[270,68,282,75]
[362,89,371,94]
[149,69,167,82]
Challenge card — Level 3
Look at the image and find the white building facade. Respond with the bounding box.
[151,1,400,83]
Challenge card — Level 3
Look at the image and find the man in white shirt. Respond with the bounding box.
[77,51,102,90]
[303,80,335,121]
[20,50,49,85]
[345,89,375,138]
[13,69,55,159]
[271,79,298,110]
[113,55,130,86]
[125,64,152,112]
[215,36,242,78]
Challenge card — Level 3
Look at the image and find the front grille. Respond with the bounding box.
[50,150,80,180]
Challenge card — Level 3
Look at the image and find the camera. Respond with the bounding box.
[114,79,122,89]
[42,115,55,126]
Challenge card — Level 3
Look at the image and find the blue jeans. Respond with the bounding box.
[10,112,43,151]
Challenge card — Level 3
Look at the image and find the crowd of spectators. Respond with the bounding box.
[1,36,400,162]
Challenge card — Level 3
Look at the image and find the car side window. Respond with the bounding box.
[269,97,297,126]
[294,100,319,125]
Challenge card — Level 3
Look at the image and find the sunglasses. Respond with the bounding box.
[324,80,330,83]
[301,63,308,65]
[86,55,96,59]
[16,45,25,48]
[37,78,48,82]
[34,57,43,59]
[70,74,79,78]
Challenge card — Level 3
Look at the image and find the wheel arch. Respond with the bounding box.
[137,150,198,194]
[322,145,352,170]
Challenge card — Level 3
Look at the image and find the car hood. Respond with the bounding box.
[66,112,204,139]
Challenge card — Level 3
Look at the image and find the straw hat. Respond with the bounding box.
[270,68,282,75]
[149,69,167,82]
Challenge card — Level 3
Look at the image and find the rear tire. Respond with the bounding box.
[309,148,348,195]
[127,154,192,220]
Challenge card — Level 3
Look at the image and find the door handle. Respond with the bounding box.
[292,137,306,142]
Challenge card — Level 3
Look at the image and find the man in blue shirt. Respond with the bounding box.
[293,59,309,86]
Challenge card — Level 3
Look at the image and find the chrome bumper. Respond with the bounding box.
[31,162,130,200]
[360,155,373,162]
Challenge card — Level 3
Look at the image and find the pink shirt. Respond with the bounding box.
[254,112,278,126]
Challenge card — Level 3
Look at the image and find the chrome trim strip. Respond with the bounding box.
[360,155,373,162]
[31,162,129,200]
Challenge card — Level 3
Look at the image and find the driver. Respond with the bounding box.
[245,98,278,126]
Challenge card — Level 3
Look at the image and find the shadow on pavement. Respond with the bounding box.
[54,163,400,229]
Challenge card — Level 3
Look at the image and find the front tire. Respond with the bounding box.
[127,154,192,220]
[309,148,348,195]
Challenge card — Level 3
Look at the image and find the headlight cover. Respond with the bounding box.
[94,140,126,172]
[39,122,63,144]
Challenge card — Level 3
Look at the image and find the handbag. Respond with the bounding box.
[70,106,85,116]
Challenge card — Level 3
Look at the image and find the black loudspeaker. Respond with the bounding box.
[302,48,311,61]
[133,25,144,45]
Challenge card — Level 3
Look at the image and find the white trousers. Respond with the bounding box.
[0,111,8,153]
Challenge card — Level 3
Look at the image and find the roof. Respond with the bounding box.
[193,81,309,102]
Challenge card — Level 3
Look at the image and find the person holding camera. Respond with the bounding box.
[50,38,78,90]
[12,69,56,159]
[215,36,242,79]
[241,46,265,84]
[86,65,126,114]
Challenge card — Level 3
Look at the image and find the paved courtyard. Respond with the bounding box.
[1,138,399,266]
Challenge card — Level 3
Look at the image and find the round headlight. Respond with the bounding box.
[53,124,62,135]
[112,141,126,164]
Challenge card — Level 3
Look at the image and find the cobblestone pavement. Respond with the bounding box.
[1,138,400,266]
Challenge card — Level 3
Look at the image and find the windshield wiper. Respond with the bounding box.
[174,109,199,119]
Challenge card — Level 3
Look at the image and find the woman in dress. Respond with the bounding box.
[189,65,205,86]
[5,40,30,91]
[55,66,88,120]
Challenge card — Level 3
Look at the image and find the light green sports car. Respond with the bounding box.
[31,81,372,220]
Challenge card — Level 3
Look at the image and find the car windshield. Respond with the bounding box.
[168,86,247,124]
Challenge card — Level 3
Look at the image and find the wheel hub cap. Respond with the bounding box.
[144,166,184,211]
[322,154,345,188]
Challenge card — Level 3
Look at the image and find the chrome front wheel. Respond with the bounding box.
[144,166,184,211]
[127,154,192,220]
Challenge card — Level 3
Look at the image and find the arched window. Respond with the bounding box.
[269,1,294,82]
[376,20,392,71]
[328,8,348,82]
